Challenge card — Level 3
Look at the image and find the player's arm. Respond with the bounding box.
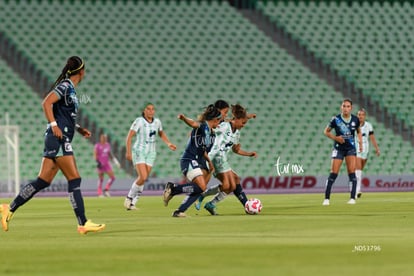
[369,133,380,156]
[125,130,136,161]
[75,124,91,138]
[356,127,363,152]
[204,151,215,174]
[42,91,62,139]
[247,113,256,120]
[324,126,344,144]
[177,114,199,128]
[159,130,177,151]
[94,145,102,168]
[232,144,257,157]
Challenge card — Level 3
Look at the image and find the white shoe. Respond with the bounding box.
[172,210,186,217]
[322,199,330,206]
[347,199,356,204]
[124,197,132,210]
[127,205,138,211]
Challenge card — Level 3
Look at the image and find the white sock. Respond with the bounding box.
[132,185,144,206]
[356,170,362,193]
[127,182,144,199]
[211,191,227,205]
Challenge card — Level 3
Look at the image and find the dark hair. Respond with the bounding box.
[342,98,353,105]
[214,100,229,111]
[231,104,247,119]
[200,104,222,121]
[141,102,154,117]
[51,56,85,90]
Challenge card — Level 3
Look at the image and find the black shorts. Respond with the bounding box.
[43,132,74,158]
[331,147,356,160]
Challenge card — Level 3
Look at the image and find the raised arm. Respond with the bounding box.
[177,114,200,128]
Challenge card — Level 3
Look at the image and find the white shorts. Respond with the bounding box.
[132,149,156,166]
[357,151,369,160]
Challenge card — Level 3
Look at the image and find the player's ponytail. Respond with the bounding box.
[200,104,221,121]
[50,56,85,91]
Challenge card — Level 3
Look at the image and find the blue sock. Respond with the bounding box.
[176,185,203,212]
[10,178,49,212]
[233,184,248,206]
[172,182,201,195]
[68,178,87,225]
[324,173,338,199]
[349,173,357,199]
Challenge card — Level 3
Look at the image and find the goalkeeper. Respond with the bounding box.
[94,133,120,197]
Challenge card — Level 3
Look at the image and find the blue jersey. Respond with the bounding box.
[328,114,360,151]
[181,121,215,161]
[48,79,78,141]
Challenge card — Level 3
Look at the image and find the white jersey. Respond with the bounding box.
[209,121,240,160]
[356,121,374,154]
[130,117,163,153]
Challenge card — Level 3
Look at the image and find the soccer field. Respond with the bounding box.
[1,192,413,275]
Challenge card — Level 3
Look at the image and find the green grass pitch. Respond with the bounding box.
[1,192,413,275]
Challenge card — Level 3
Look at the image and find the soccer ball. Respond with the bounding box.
[244,198,262,215]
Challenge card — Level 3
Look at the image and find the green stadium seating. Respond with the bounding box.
[0,0,413,178]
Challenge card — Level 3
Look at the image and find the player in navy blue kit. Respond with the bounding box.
[1,56,105,234]
[162,105,222,217]
[323,98,363,205]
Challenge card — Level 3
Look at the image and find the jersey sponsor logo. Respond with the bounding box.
[149,130,156,137]
[335,117,352,139]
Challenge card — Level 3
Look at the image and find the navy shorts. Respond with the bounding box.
[43,132,74,158]
[180,158,208,181]
[331,147,356,160]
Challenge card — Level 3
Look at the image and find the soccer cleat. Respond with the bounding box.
[357,193,362,198]
[1,204,13,232]
[194,195,205,211]
[77,220,106,235]
[124,197,133,210]
[172,210,187,218]
[127,205,138,211]
[322,199,330,206]
[163,182,174,207]
[347,199,356,205]
[204,202,218,215]
[104,190,111,197]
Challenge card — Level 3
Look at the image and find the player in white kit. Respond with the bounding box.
[355,108,380,198]
[124,103,176,210]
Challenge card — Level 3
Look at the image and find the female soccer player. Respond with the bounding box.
[162,105,222,217]
[323,98,363,205]
[94,133,120,197]
[196,104,257,215]
[123,103,176,210]
[0,56,105,234]
[355,108,380,198]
